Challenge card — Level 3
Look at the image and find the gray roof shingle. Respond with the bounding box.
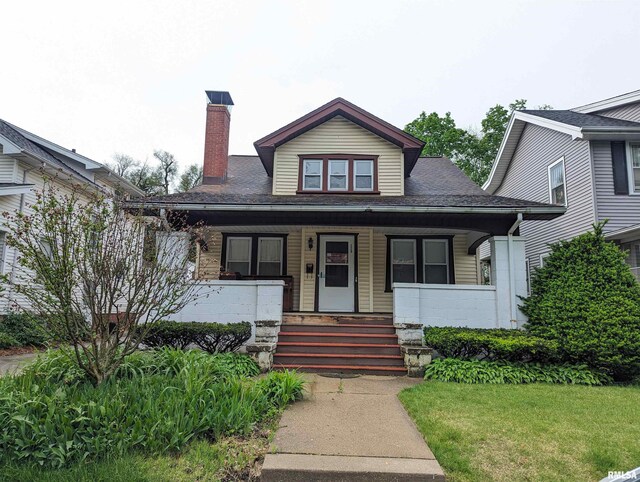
[522,110,640,128]
[140,155,553,209]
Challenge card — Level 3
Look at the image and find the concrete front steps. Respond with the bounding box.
[274,314,407,376]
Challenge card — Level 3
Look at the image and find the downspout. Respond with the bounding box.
[507,213,523,328]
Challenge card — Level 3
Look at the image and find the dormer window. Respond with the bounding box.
[298,155,378,193]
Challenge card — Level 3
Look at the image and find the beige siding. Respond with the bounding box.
[0,156,17,183]
[272,116,404,196]
[372,231,392,312]
[197,229,222,280]
[453,234,478,284]
[287,231,302,311]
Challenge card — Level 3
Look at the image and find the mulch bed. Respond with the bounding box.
[0,346,41,357]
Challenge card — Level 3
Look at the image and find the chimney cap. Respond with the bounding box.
[205,91,234,106]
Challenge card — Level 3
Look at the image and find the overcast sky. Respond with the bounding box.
[2,0,639,172]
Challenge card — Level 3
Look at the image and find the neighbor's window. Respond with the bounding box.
[0,231,6,275]
[548,158,566,205]
[328,160,348,191]
[302,159,323,190]
[525,258,531,295]
[354,160,374,191]
[391,239,416,283]
[299,155,377,193]
[628,142,640,193]
[257,237,283,276]
[226,237,251,275]
[423,239,449,284]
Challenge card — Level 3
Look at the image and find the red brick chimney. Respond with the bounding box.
[202,91,234,185]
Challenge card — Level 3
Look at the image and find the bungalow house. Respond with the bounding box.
[482,89,640,284]
[0,120,144,313]
[132,92,563,374]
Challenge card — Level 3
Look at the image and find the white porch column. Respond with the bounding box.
[489,236,527,328]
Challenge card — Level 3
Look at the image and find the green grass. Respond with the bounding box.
[399,381,640,482]
[0,419,278,482]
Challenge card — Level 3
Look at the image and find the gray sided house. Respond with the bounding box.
[133,92,562,375]
[483,89,640,283]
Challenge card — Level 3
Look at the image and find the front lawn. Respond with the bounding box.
[399,381,640,482]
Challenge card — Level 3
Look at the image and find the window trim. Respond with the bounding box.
[547,157,567,206]
[385,235,455,291]
[539,252,549,267]
[626,141,640,195]
[0,231,7,275]
[221,233,288,276]
[257,237,284,276]
[297,154,379,194]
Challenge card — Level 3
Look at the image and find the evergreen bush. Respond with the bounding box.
[520,222,640,381]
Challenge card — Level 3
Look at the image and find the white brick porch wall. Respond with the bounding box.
[165,280,284,342]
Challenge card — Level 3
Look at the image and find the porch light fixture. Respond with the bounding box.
[308,237,314,250]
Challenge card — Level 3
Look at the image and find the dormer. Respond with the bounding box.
[253,98,424,196]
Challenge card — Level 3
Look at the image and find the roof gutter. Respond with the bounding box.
[125,201,565,216]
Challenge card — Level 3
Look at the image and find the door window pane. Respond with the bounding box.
[329,160,348,190]
[227,237,251,275]
[303,160,322,190]
[325,241,349,287]
[354,160,374,191]
[258,238,282,276]
[423,239,449,284]
[391,239,416,283]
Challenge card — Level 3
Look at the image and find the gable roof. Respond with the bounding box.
[0,120,143,196]
[133,155,562,219]
[483,108,640,194]
[572,89,640,114]
[253,98,425,177]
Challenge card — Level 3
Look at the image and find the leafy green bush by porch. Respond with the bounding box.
[424,326,559,363]
[520,222,640,382]
[0,332,19,349]
[0,348,304,468]
[142,320,252,353]
[0,313,50,347]
[424,358,609,385]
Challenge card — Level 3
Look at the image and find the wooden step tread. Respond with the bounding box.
[274,363,407,372]
[277,342,401,348]
[279,332,397,338]
[282,323,395,329]
[274,353,403,359]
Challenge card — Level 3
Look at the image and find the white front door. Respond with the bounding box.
[318,235,356,312]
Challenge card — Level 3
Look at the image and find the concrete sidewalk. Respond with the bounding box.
[262,374,445,481]
[0,353,37,376]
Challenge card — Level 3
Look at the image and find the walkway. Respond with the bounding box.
[262,374,445,481]
[0,352,37,376]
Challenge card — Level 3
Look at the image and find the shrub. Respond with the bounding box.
[0,332,19,349]
[0,313,49,347]
[0,349,303,468]
[142,320,251,353]
[521,222,640,381]
[424,327,559,363]
[424,358,610,385]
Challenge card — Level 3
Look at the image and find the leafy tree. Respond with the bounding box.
[153,150,178,195]
[108,153,138,177]
[127,162,164,196]
[178,164,203,192]
[2,176,202,384]
[405,99,552,185]
[521,222,640,381]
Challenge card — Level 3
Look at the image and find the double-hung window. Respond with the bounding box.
[423,239,449,284]
[299,156,377,193]
[328,160,348,191]
[354,160,374,191]
[302,159,323,190]
[224,235,286,276]
[226,237,252,275]
[257,237,283,276]
[390,239,416,283]
[387,237,452,289]
[628,142,640,193]
[548,158,566,206]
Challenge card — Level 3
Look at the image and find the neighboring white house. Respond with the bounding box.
[0,119,144,313]
[481,89,640,285]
